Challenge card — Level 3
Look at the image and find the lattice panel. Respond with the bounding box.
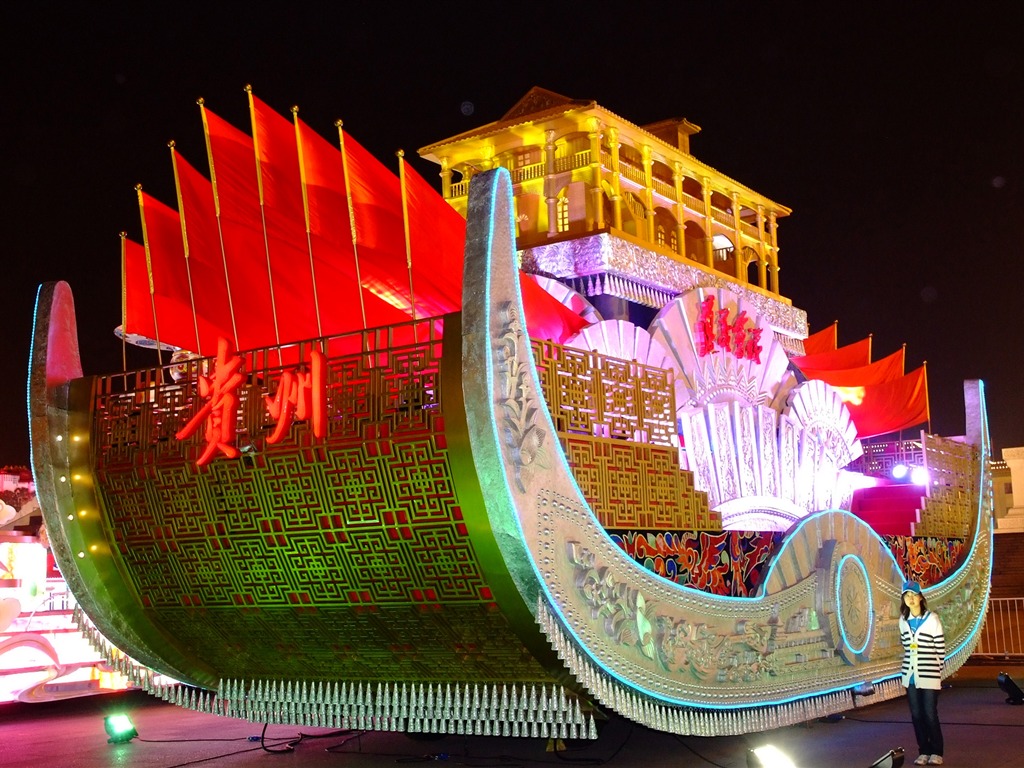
[560,435,715,530]
[530,339,676,447]
[84,325,546,683]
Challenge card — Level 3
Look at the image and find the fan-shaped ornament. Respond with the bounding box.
[649,286,797,412]
[563,319,677,374]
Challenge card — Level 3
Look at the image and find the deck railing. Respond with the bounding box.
[974,597,1024,659]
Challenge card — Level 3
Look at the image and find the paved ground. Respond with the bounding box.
[2,664,1022,768]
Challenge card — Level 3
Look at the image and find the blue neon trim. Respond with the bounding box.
[836,554,872,655]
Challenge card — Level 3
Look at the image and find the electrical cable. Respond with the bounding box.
[672,734,732,768]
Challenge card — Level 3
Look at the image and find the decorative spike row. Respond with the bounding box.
[532,591,899,737]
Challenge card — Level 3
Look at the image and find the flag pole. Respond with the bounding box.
[198,97,240,351]
[245,84,283,362]
[923,360,931,434]
[292,105,323,339]
[136,184,165,370]
[335,119,367,329]
[169,141,203,357]
[119,232,129,383]
[396,149,417,331]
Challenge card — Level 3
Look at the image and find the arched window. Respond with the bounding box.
[556,194,570,233]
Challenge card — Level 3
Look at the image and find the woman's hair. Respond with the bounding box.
[900,591,929,620]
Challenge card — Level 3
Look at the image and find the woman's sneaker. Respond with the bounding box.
[914,757,929,766]
[927,757,943,765]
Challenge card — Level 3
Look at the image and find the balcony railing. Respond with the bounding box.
[681,192,705,215]
[554,149,591,173]
[709,207,734,227]
[652,176,675,200]
[512,162,545,183]
[618,157,646,187]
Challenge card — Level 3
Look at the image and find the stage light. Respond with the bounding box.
[104,713,138,743]
[892,463,908,480]
[747,744,797,768]
[868,747,905,767]
[910,466,929,485]
[997,672,1024,705]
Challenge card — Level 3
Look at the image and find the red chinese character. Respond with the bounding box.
[695,296,717,356]
[731,311,749,358]
[264,349,327,444]
[715,307,733,351]
[745,327,763,364]
[175,337,245,466]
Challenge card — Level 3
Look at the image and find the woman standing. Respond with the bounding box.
[899,580,945,765]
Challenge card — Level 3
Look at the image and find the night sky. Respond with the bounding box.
[2,4,1022,468]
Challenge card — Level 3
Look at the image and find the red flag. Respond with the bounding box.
[802,322,837,355]
[797,347,904,388]
[340,132,419,313]
[518,272,590,343]
[139,191,239,353]
[172,151,236,354]
[791,336,871,371]
[201,105,278,351]
[123,228,224,352]
[402,158,464,316]
[294,115,409,331]
[122,238,154,340]
[839,365,929,439]
[248,91,319,343]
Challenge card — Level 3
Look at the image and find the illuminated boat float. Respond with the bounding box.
[28,91,992,737]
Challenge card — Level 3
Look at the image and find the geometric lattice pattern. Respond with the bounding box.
[86,319,551,686]
[530,338,677,447]
[561,435,717,530]
[915,433,979,538]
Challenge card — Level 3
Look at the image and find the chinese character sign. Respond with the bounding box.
[694,296,762,363]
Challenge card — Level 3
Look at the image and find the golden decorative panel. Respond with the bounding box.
[915,434,978,538]
[529,339,677,447]
[560,435,716,530]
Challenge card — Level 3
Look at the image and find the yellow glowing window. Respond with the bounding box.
[556,195,569,233]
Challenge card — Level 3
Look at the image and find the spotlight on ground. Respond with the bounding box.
[868,747,905,767]
[852,681,875,697]
[891,463,908,480]
[910,466,929,485]
[104,714,138,744]
[747,744,797,768]
[997,672,1024,705]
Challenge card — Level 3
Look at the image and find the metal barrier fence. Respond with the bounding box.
[974,598,1024,659]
